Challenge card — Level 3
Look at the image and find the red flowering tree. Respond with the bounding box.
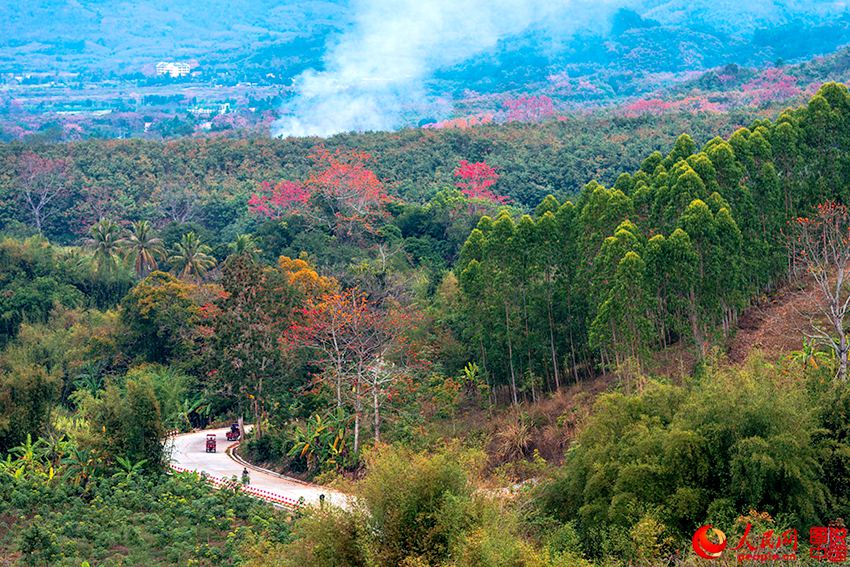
[249,147,390,241]
[504,95,556,123]
[622,96,724,118]
[454,160,509,205]
[289,289,417,452]
[423,113,494,129]
[247,180,310,219]
[742,68,801,105]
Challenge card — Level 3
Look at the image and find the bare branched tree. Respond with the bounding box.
[793,201,850,381]
[16,152,70,233]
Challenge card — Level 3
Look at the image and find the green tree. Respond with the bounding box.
[85,219,124,277]
[123,220,165,278]
[589,251,652,385]
[120,271,198,363]
[0,361,60,452]
[537,357,832,559]
[488,212,520,404]
[169,232,216,281]
[203,254,302,438]
[82,375,166,471]
[228,233,262,261]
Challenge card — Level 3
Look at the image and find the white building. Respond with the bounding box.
[189,103,231,117]
[155,62,191,78]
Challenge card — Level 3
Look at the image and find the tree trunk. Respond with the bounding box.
[522,287,532,374]
[353,389,361,454]
[505,300,518,405]
[331,328,343,409]
[547,296,560,390]
[372,386,381,444]
[689,289,706,357]
[255,375,264,439]
[566,298,580,384]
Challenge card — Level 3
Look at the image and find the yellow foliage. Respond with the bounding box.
[277,255,336,296]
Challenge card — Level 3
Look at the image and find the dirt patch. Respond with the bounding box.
[728,280,822,363]
[472,372,616,473]
[648,341,700,383]
[0,513,21,567]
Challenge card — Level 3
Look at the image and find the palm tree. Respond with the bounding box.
[228,233,262,261]
[85,219,124,276]
[123,220,165,278]
[169,232,216,280]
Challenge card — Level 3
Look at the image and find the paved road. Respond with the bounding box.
[168,426,348,508]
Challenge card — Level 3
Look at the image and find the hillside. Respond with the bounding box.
[2,69,850,565]
[4,2,850,562]
[0,0,344,73]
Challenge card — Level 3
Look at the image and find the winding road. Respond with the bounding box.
[168,426,348,509]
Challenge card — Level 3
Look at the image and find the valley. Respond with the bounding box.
[2,3,850,566]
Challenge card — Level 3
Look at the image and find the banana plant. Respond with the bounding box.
[73,371,104,396]
[788,337,834,369]
[0,454,20,479]
[41,429,71,469]
[173,394,210,430]
[11,434,47,465]
[288,408,350,471]
[61,446,96,487]
[288,414,328,470]
[115,456,148,479]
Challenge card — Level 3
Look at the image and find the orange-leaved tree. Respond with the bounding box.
[290,289,417,453]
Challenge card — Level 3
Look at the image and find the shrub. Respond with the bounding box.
[534,355,840,559]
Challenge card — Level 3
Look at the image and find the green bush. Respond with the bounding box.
[1,461,290,566]
[534,355,844,560]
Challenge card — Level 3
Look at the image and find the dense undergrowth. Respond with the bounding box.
[0,467,290,566]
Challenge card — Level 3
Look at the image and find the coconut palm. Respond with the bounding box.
[169,231,216,280]
[123,220,165,277]
[228,233,262,261]
[85,219,124,276]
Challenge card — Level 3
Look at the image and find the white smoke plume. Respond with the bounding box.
[273,0,613,138]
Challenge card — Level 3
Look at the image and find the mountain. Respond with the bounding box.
[0,0,346,73]
[3,1,850,139]
[642,0,845,31]
[4,1,849,78]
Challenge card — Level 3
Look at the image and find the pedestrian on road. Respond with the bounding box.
[241,467,250,485]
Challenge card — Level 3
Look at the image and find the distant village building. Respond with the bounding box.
[189,102,231,118]
[155,61,191,78]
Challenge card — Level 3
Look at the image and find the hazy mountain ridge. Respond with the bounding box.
[1,0,346,72]
[4,1,849,76]
[3,1,850,140]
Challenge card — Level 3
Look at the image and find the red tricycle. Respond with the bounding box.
[226,422,241,442]
[205,433,216,453]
